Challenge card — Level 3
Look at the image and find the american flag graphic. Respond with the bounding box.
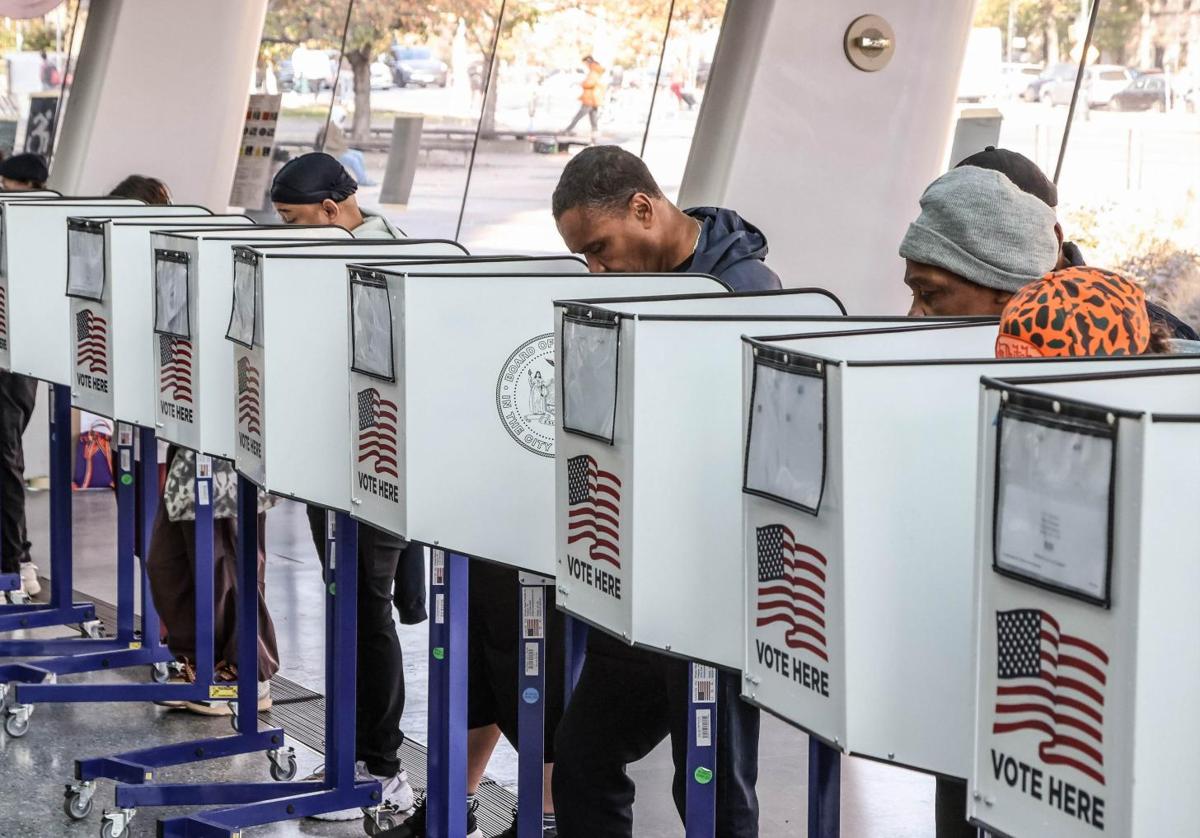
[237,356,261,435]
[994,609,1107,786]
[566,454,621,568]
[159,334,193,404]
[756,525,828,662]
[75,309,108,374]
[357,387,398,478]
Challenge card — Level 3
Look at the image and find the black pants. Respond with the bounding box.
[553,632,760,838]
[935,776,977,837]
[467,560,565,761]
[0,372,36,574]
[307,507,410,777]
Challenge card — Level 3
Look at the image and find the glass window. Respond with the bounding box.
[457,0,728,252]
[250,2,729,246]
[952,2,1200,336]
[0,1,88,162]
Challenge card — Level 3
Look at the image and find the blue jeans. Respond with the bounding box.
[339,149,372,184]
[553,631,760,837]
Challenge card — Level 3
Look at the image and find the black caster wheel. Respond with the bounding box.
[64,790,94,820]
[363,811,401,836]
[268,750,297,781]
[100,821,124,838]
[4,710,30,738]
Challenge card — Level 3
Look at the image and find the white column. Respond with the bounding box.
[49,0,270,210]
[680,1,978,314]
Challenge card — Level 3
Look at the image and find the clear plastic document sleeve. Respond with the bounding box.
[226,251,257,347]
[350,272,395,381]
[66,223,106,300]
[154,250,191,338]
[743,355,825,513]
[994,407,1114,605]
[561,313,619,443]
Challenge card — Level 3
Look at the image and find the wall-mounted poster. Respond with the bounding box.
[228,93,281,210]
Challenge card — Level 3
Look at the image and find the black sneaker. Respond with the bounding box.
[493,809,557,838]
[380,796,481,838]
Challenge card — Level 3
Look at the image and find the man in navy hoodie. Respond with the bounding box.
[549,146,772,838]
[553,145,780,293]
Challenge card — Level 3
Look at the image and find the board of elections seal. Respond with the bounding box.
[496,333,555,457]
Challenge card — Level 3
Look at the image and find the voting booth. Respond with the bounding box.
[345,267,736,574]
[69,215,252,424]
[737,322,1200,780]
[227,240,469,500]
[2,200,212,383]
[969,368,1200,838]
[557,298,945,670]
[151,227,350,460]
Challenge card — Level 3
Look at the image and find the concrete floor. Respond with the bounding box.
[0,490,938,836]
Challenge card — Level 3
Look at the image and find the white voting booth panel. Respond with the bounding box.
[558,304,916,671]
[970,369,1200,838]
[228,240,469,504]
[152,227,351,459]
[346,267,734,575]
[2,200,208,383]
[738,322,1200,780]
[69,215,252,424]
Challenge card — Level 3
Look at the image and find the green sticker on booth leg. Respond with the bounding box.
[693,767,713,785]
[120,473,133,486]
[327,582,336,596]
[433,647,445,660]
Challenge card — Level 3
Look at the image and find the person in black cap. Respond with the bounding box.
[0,153,48,190]
[270,151,399,237]
[955,146,1197,340]
[270,152,419,822]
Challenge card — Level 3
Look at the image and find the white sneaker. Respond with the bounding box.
[308,762,413,821]
[19,564,40,597]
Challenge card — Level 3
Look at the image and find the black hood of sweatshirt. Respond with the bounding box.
[681,206,781,291]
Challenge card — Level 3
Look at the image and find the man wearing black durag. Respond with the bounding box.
[270,153,421,822]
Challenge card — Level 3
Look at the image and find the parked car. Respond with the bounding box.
[1042,64,1134,107]
[370,58,393,90]
[1110,73,1168,111]
[389,46,449,87]
[1000,62,1043,98]
[1024,62,1076,102]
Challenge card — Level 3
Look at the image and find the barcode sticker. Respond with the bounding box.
[120,449,131,473]
[435,592,445,624]
[196,455,212,479]
[695,708,712,747]
[431,549,445,586]
[692,665,717,704]
[522,587,544,639]
[197,481,210,506]
[524,642,539,676]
